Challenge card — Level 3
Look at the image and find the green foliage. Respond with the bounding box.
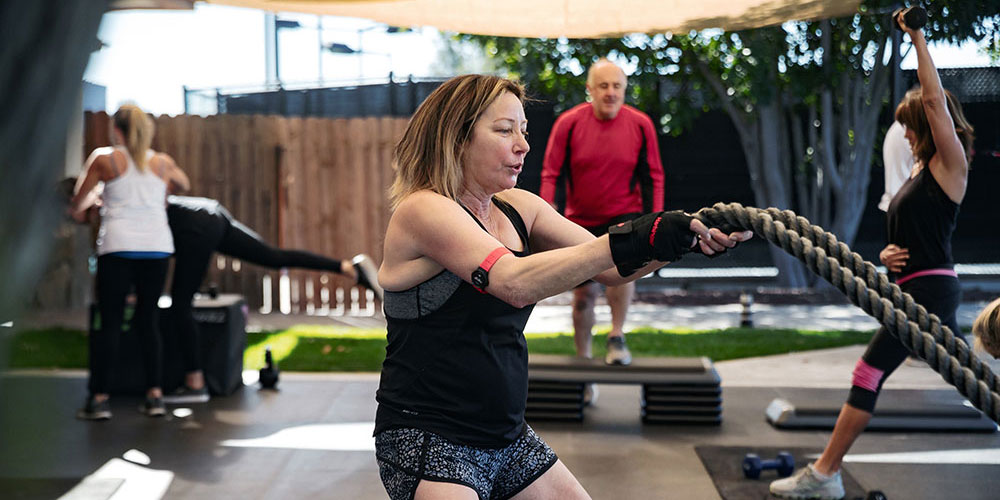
[460,1,999,135]
[460,34,705,135]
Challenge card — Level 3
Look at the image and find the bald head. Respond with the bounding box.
[586,58,627,120]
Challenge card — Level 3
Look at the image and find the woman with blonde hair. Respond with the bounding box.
[771,12,975,500]
[69,104,189,420]
[973,298,1000,357]
[373,74,751,500]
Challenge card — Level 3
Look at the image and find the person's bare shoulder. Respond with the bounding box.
[90,149,120,181]
[395,189,451,213]
[497,188,545,211]
[156,151,178,167]
[496,188,552,232]
[390,190,466,232]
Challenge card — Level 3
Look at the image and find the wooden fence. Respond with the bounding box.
[83,112,408,315]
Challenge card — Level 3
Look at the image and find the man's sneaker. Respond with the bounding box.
[605,336,632,365]
[769,463,845,500]
[162,385,210,404]
[76,396,112,421]
[582,383,599,406]
[140,397,166,417]
[352,254,384,302]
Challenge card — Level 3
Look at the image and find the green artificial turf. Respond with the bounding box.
[6,324,881,372]
[5,327,90,370]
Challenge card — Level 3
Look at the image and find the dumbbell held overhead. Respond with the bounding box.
[742,451,795,479]
[892,5,927,31]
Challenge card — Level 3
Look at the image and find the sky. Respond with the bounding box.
[83,3,996,117]
[84,4,446,115]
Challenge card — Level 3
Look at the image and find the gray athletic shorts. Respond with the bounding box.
[374,425,558,500]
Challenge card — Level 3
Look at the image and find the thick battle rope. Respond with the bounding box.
[694,202,1000,424]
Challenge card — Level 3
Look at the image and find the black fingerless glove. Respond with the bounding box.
[689,209,747,258]
[608,211,696,276]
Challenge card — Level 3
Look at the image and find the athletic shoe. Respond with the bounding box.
[769,463,845,500]
[76,396,112,421]
[162,385,210,404]
[352,254,384,302]
[605,336,632,365]
[583,383,599,407]
[140,397,166,417]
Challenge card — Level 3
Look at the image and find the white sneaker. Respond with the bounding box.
[352,254,384,302]
[162,385,210,404]
[769,463,845,500]
[583,383,599,406]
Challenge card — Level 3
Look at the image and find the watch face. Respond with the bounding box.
[472,268,488,289]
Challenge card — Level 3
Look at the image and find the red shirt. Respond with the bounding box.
[540,103,665,227]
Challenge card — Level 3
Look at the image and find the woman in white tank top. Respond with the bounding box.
[69,104,189,420]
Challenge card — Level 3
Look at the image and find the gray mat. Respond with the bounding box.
[767,389,997,433]
[695,446,866,500]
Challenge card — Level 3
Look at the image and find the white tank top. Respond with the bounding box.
[96,146,174,255]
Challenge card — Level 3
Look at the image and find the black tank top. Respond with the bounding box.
[375,197,534,448]
[886,166,959,276]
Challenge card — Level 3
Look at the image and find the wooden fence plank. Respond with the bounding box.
[82,113,398,312]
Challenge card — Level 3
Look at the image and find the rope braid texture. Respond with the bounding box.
[693,202,1000,424]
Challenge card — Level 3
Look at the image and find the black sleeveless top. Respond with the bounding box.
[886,166,960,276]
[374,197,535,448]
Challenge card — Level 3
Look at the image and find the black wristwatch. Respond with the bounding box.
[471,267,489,291]
[471,247,511,294]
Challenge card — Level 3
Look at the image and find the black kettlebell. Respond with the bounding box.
[892,6,927,31]
[866,491,887,500]
[742,451,795,479]
[259,346,280,389]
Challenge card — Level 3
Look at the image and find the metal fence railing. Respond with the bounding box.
[184,74,448,118]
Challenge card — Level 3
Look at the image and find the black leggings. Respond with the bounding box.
[170,211,344,373]
[90,255,169,395]
[847,274,963,412]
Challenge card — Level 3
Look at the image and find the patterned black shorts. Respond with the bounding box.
[374,425,558,500]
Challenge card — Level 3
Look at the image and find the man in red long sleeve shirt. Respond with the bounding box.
[541,58,665,382]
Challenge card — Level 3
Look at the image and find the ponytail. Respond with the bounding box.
[112,104,155,171]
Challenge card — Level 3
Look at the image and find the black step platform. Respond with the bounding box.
[765,388,998,433]
[526,355,722,424]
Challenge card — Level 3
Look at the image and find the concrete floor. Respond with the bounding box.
[4,346,1000,500]
[5,299,1000,499]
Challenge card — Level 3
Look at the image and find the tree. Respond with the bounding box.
[461,0,1000,287]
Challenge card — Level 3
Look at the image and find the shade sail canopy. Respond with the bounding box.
[204,0,862,38]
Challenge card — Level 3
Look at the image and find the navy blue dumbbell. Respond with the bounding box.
[742,452,795,479]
